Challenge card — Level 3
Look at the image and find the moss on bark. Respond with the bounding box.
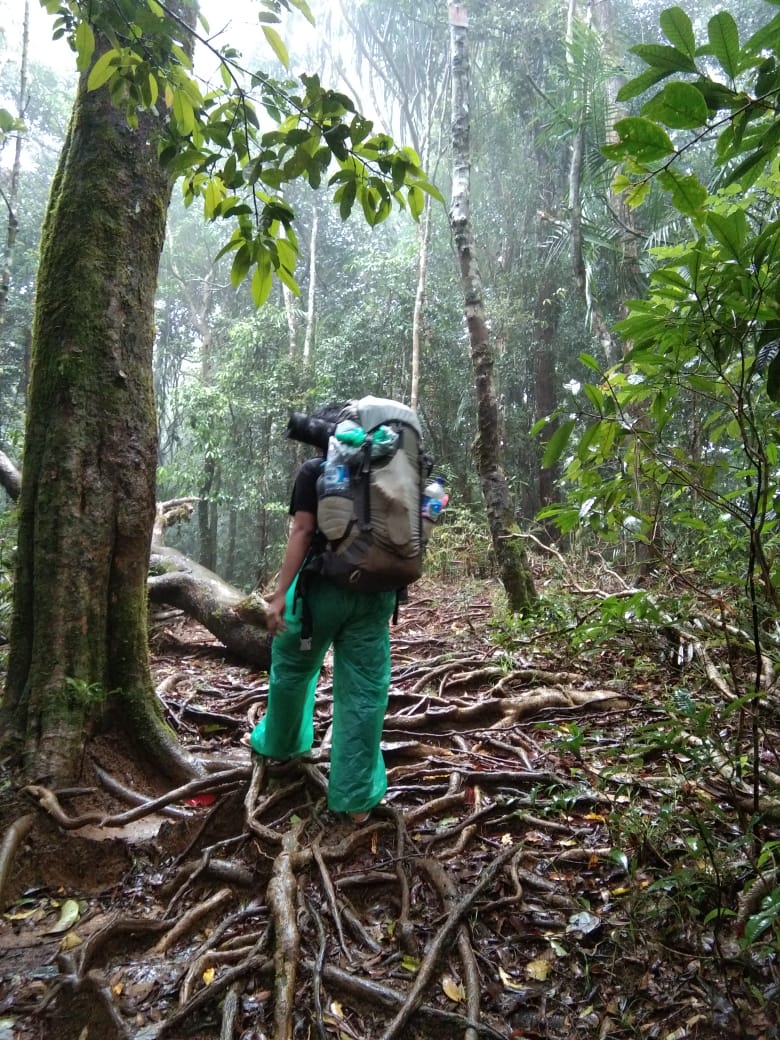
[2,25,199,784]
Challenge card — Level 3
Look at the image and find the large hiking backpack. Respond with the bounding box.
[313,396,433,592]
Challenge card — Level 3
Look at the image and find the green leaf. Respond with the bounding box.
[230,243,252,287]
[659,7,696,61]
[744,12,780,58]
[542,419,575,469]
[583,383,606,411]
[656,169,708,218]
[602,117,675,163]
[706,211,748,261]
[287,0,316,26]
[251,257,274,307]
[579,353,602,373]
[616,66,672,103]
[407,185,424,220]
[75,20,95,73]
[334,178,356,220]
[577,421,605,460]
[629,43,697,74]
[722,144,774,190]
[641,81,709,130]
[625,180,651,208]
[692,77,738,114]
[87,48,120,91]
[708,12,741,80]
[173,89,196,134]
[262,25,290,69]
[755,56,780,99]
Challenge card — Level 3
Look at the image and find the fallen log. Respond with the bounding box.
[1,452,272,667]
[148,544,271,668]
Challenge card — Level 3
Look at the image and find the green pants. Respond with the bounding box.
[249,575,396,815]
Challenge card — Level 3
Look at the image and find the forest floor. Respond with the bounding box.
[1,572,779,1040]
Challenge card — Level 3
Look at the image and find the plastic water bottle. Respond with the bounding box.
[422,477,448,522]
[322,437,351,494]
[319,436,355,542]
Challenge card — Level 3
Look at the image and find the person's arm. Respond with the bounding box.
[265,510,316,636]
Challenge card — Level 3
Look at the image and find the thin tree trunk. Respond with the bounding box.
[566,0,586,302]
[410,190,432,412]
[448,1,536,613]
[302,204,318,365]
[0,0,29,333]
[533,272,562,538]
[283,285,298,357]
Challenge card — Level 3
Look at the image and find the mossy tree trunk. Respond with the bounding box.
[448,1,536,614]
[2,31,199,784]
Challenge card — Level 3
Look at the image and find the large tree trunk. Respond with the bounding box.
[448,1,536,613]
[2,16,199,785]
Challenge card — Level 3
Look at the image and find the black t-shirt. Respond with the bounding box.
[290,456,322,516]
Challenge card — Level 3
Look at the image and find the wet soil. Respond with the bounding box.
[1,577,778,1040]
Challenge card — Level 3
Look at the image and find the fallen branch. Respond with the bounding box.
[267,820,304,1040]
[311,961,506,1039]
[423,858,481,1040]
[378,841,520,1040]
[154,886,234,955]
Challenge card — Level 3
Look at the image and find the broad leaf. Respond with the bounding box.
[75,20,95,73]
[656,169,708,218]
[579,353,602,373]
[616,66,673,103]
[659,7,696,61]
[542,419,575,469]
[288,0,316,26]
[642,81,709,130]
[87,49,120,91]
[602,117,675,163]
[706,211,748,261]
[693,77,739,114]
[262,25,290,69]
[708,12,741,80]
[251,256,274,307]
[744,12,780,57]
[630,43,697,74]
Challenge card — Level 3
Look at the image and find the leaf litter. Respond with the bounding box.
[0,575,778,1039]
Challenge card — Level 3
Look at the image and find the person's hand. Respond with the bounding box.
[265,590,287,637]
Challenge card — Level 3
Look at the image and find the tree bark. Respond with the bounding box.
[448,1,536,613]
[2,14,200,785]
[2,464,271,668]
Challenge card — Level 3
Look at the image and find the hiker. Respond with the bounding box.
[248,401,417,822]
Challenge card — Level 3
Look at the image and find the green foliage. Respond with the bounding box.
[40,0,443,305]
[537,3,780,642]
[0,106,24,138]
[62,676,110,710]
[605,4,780,200]
[423,507,494,581]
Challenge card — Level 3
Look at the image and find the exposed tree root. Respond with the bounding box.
[0,814,35,908]
[7,592,779,1040]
